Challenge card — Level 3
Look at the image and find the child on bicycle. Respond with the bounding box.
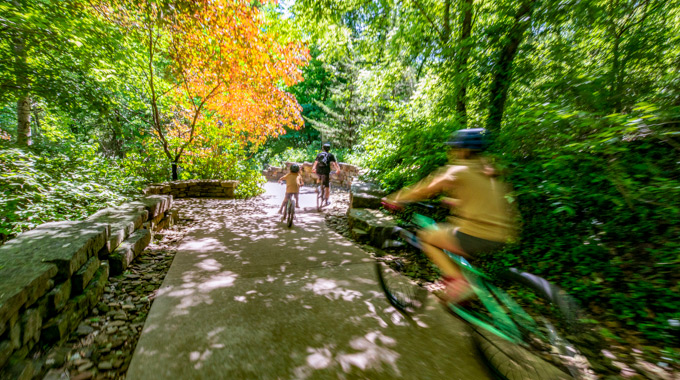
[278,164,303,214]
[383,128,518,304]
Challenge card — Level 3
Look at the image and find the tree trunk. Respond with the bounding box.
[486,0,536,135]
[17,96,31,146]
[610,36,622,112]
[172,162,179,181]
[442,0,452,44]
[455,0,474,125]
[13,21,31,146]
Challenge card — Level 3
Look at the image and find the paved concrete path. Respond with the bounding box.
[127,183,492,379]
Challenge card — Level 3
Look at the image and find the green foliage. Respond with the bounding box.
[180,153,265,199]
[262,144,352,168]
[0,140,145,243]
[0,0,131,116]
[305,57,370,149]
[348,74,455,192]
[493,105,680,343]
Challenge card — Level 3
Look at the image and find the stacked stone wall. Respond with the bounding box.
[262,162,359,189]
[144,179,239,198]
[0,195,173,375]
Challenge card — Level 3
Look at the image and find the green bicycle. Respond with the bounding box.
[376,202,595,380]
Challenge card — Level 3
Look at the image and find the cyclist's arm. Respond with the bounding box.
[278,174,287,184]
[311,160,317,173]
[331,161,340,172]
[390,168,458,203]
[442,196,461,208]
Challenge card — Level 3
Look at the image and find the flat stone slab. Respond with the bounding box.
[0,220,109,279]
[348,208,398,248]
[0,261,57,334]
[350,182,387,210]
[129,195,173,221]
[87,204,148,255]
[72,257,101,295]
[109,229,151,275]
[127,184,492,379]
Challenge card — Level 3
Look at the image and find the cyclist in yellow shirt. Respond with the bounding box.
[278,164,303,214]
[384,128,518,303]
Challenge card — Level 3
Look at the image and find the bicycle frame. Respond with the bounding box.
[379,202,591,379]
[394,210,546,345]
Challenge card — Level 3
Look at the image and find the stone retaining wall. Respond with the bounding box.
[262,162,359,188]
[143,180,239,198]
[0,195,174,375]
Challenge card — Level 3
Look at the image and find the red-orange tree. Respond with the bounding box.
[104,0,308,179]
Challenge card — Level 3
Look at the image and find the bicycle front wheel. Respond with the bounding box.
[375,261,428,318]
[468,270,594,380]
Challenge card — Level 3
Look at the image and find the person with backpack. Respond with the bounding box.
[312,142,341,206]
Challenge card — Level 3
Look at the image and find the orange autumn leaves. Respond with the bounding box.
[167,0,308,147]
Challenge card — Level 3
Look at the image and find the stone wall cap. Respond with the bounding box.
[0,220,110,277]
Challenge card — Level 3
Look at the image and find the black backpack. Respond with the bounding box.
[317,152,331,168]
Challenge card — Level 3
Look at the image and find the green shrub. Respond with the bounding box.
[260,144,353,168]
[495,103,680,343]
[0,141,145,243]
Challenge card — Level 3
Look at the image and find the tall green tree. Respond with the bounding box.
[305,57,369,148]
[0,0,126,146]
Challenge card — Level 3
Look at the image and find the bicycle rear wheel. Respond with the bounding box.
[287,199,295,227]
[462,270,594,380]
[375,261,428,317]
[316,185,325,210]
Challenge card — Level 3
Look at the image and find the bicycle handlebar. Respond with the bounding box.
[382,199,437,211]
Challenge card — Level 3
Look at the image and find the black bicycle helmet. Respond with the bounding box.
[446,128,490,151]
[290,164,300,173]
[322,142,331,152]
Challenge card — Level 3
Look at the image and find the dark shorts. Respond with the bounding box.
[454,230,505,256]
[317,173,330,187]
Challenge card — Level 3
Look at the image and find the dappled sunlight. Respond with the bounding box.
[353,276,377,285]
[196,258,221,271]
[338,331,400,374]
[199,271,238,292]
[303,278,363,302]
[188,327,227,370]
[178,237,225,253]
[356,300,389,328]
[155,269,239,316]
[293,331,401,379]
[128,189,490,379]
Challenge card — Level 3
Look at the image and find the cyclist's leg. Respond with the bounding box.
[418,225,467,276]
[279,195,287,214]
[294,191,300,208]
[418,225,473,302]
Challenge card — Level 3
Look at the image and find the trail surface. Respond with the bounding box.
[126,183,492,379]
